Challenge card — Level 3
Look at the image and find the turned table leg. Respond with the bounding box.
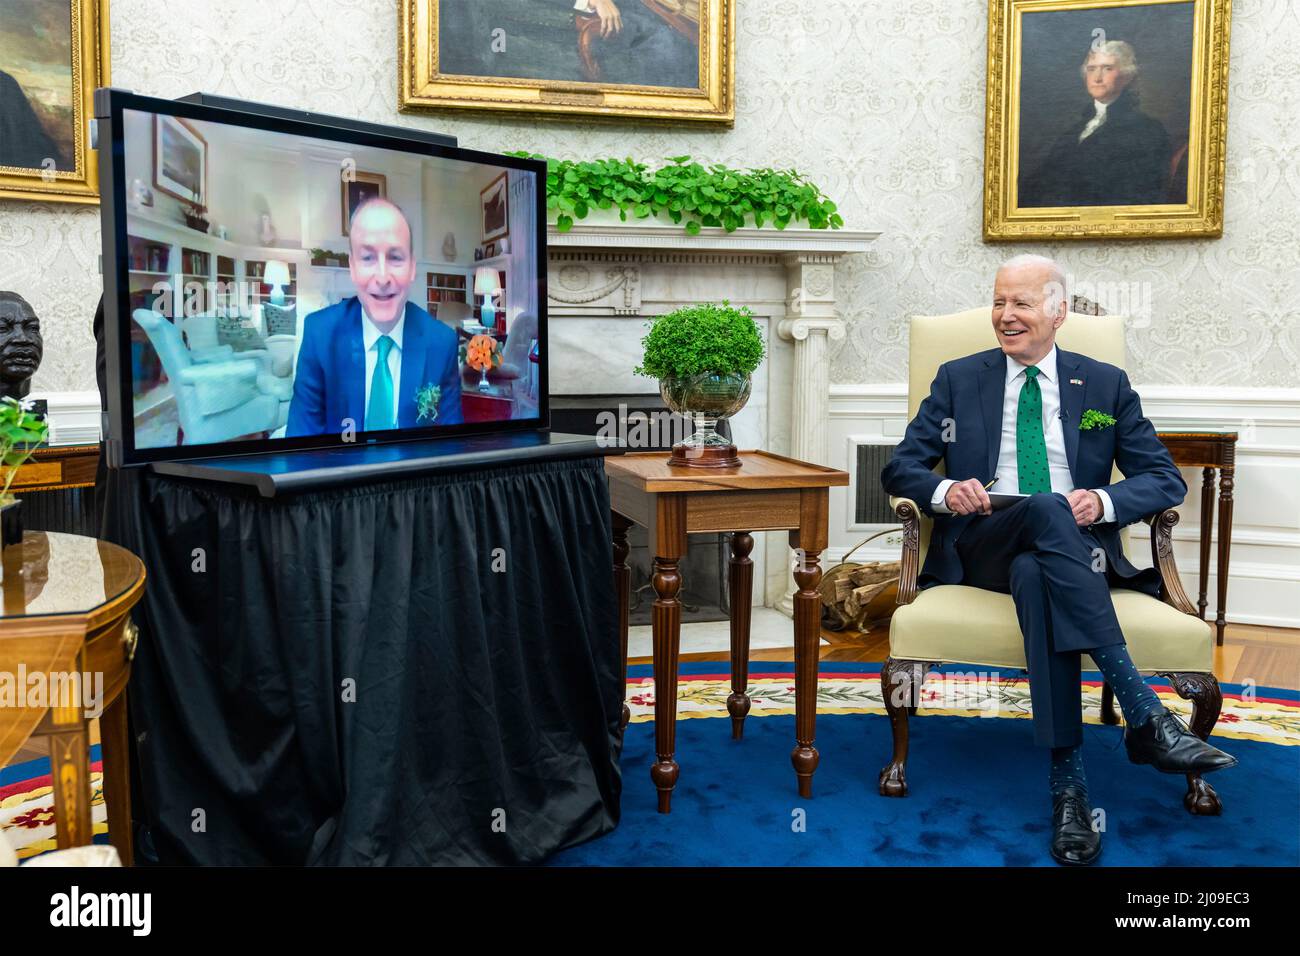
[1216,454,1234,647]
[790,531,823,798]
[650,553,682,813]
[649,494,687,814]
[612,511,633,732]
[727,532,754,740]
[100,689,134,866]
[1197,467,1214,622]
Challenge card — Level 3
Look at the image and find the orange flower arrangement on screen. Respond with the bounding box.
[463,334,498,372]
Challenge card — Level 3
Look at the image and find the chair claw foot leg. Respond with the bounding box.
[879,762,908,797]
[1184,776,1222,815]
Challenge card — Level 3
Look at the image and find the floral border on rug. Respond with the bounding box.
[626,674,1300,747]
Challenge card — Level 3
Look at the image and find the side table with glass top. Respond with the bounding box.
[0,532,146,864]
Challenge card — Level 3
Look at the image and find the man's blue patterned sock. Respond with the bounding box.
[1050,744,1088,800]
[1091,642,1165,728]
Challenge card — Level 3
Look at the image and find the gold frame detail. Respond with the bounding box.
[398,0,735,126]
[0,0,111,204]
[341,171,389,236]
[983,0,1231,241]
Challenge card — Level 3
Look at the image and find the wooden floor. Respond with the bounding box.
[6,624,1297,774]
[631,621,1300,691]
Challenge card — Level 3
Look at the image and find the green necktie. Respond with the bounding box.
[1016,366,1051,495]
[366,334,395,431]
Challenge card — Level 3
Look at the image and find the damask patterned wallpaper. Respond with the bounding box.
[1,0,1296,393]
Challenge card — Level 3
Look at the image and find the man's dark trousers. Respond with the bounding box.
[955,491,1129,748]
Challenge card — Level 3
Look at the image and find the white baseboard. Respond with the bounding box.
[828,383,1300,630]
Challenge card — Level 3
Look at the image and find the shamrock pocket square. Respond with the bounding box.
[1079,409,1117,430]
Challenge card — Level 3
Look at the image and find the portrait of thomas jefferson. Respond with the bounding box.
[1018,40,1175,208]
[438,0,699,89]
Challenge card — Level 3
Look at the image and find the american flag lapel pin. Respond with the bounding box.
[1069,377,1084,386]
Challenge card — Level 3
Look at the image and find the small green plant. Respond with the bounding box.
[507,153,844,235]
[634,301,765,380]
[1079,409,1117,431]
[0,397,49,504]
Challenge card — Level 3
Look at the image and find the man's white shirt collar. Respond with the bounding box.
[1006,345,1057,385]
[361,306,405,352]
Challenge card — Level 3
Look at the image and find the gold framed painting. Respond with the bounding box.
[398,0,734,125]
[341,171,389,236]
[983,0,1231,241]
[0,0,110,204]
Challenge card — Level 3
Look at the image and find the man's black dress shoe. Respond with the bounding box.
[1124,707,1238,774]
[1051,786,1101,866]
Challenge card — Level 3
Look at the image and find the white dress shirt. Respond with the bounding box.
[1078,100,1108,142]
[361,308,404,428]
[931,346,1116,522]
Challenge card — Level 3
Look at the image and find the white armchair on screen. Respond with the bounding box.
[134,309,291,445]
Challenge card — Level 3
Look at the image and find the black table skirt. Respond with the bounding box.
[108,455,622,865]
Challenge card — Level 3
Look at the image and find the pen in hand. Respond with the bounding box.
[980,476,998,514]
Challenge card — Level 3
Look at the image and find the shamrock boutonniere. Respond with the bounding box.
[414,383,441,423]
[1079,409,1117,431]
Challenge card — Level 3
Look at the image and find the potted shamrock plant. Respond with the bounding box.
[634,301,765,468]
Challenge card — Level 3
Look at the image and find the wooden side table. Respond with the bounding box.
[606,451,849,813]
[0,532,145,864]
[1156,430,1237,646]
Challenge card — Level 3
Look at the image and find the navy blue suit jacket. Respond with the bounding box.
[880,347,1186,595]
[286,297,463,437]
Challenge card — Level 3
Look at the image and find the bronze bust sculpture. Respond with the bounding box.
[0,292,44,402]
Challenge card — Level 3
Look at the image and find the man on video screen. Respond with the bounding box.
[286,198,463,437]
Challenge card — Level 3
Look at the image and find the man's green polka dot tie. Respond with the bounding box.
[1017,366,1052,495]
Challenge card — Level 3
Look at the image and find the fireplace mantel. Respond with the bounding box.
[548,221,879,257]
[545,219,880,614]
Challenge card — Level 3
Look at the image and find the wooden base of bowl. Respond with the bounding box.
[668,443,742,469]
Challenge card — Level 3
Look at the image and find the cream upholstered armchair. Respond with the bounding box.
[880,308,1223,816]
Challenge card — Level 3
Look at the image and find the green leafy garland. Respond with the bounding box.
[507,153,844,235]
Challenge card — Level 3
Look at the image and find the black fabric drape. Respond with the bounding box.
[107,455,622,865]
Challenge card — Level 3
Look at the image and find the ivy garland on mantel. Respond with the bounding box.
[506,153,845,235]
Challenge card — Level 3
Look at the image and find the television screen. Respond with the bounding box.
[98,92,546,466]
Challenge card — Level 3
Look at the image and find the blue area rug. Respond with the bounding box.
[551,664,1300,867]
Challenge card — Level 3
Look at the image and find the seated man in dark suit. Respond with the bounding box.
[882,254,1235,866]
[287,198,462,437]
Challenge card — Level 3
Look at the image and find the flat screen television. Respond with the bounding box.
[96,89,547,467]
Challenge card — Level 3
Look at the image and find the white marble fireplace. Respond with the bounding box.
[546,220,878,619]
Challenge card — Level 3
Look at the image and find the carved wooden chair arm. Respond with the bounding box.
[890,496,922,606]
[1146,508,1199,617]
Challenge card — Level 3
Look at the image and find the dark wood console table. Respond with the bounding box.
[1156,429,1237,646]
[606,450,849,813]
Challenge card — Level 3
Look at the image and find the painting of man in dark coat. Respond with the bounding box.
[1019,40,1173,207]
